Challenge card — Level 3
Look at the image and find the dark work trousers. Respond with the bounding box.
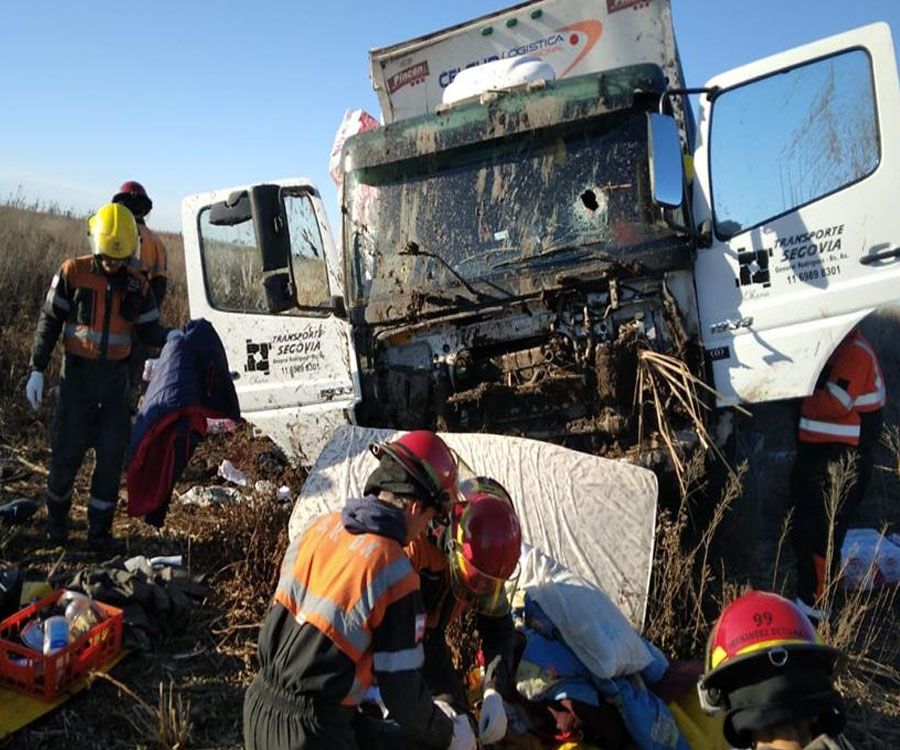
[243,674,358,750]
[423,628,469,711]
[244,674,441,750]
[789,441,872,605]
[46,354,130,535]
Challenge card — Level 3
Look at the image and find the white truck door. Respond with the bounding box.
[692,23,900,404]
[182,178,358,462]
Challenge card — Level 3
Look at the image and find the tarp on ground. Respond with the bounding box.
[288,426,658,627]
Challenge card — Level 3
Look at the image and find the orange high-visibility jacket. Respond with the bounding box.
[274,511,422,706]
[137,223,167,280]
[799,329,886,446]
[31,255,162,369]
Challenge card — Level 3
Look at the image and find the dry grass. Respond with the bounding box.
[644,450,747,656]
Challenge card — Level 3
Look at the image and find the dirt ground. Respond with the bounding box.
[0,416,303,749]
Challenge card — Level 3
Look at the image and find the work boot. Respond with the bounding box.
[46,490,72,546]
[87,496,123,558]
[87,530,126,558]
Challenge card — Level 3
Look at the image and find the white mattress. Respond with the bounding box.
[288,425,658,627]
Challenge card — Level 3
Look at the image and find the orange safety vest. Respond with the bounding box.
[406,534,468,630]
[799,329,886,446]
[60,256,149,360]
[137,224,167,280]
[274,511,421,706]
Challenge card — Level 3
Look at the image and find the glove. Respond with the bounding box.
[166,328,185,343]
[25,371,44,410]
[478,688,508,744]
[434,701,476,750]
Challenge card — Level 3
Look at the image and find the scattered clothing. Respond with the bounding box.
[67,560,206,652]
[127,318,240,525]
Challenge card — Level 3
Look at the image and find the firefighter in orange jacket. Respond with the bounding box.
[25,203,180,550]
[789,327,885,617]
[243,431,477,750]
[112,181,167,306]
[112,181,168,409]
[405,476,522,745]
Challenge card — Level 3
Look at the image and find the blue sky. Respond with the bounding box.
[2,1,899,233]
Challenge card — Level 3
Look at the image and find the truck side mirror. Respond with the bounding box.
[208,190,251,226]
[264,272,297,313]
[647,113,684,208]
[251,184,293,272]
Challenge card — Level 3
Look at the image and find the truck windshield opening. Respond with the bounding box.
[344,110,673,321]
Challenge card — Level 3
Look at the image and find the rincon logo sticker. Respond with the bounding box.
[388,61,430,94]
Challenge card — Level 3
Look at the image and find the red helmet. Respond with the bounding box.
[699,591,844,745]
[449,477,522,615]
[370,431,459,513]
[112,180,152,217]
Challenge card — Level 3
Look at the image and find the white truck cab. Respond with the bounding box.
[182,1,900,462]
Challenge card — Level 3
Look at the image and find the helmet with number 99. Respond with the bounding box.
[698,590,844,747]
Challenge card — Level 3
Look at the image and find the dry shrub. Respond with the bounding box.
[91,673,193,750]
[644,451,746,657]
[210,496,291,629]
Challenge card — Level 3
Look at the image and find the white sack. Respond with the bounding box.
[518,543,653,678]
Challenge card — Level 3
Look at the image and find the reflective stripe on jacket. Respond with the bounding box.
[799,329,885,446]
[273,511,422,706]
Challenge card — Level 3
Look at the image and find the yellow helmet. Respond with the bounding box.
[88,202,138,259]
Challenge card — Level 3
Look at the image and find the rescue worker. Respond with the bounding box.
[111,181,168,409]
[404,474,522,746]
[698,590,853,750]
[25,202,181,550]
[789,327,885,618]
[112,181,167,306]
[243,430,477,750]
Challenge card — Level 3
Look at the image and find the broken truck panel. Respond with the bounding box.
[341,62,698,451]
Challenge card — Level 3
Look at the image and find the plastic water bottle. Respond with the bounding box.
[64,596,101,640]
[43,616,69,655]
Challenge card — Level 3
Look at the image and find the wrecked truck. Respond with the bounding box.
[181,0,900,468]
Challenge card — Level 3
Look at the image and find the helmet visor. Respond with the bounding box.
[448,539,519,616]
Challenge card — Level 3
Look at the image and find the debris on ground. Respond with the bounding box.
[179,485,243,506]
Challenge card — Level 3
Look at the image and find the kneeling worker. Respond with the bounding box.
[243,430,477,750]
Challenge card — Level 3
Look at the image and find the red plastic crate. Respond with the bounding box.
[0,589,123,701]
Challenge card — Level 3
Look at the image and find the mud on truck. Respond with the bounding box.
[182,0,900,475]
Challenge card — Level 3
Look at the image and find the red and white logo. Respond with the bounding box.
[388,61,430,94]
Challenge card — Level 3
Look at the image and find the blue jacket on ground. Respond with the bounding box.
[127,318,240,525]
